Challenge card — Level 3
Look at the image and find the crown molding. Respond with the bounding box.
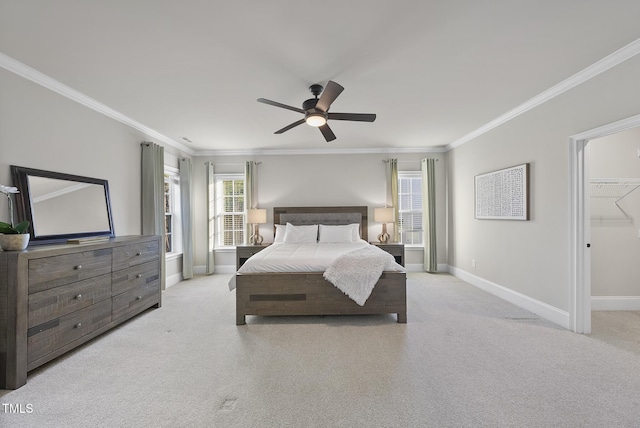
[0,52,195,156]
[569,112,640,142]
[0,52,445,157]
[194,145,448,157]
[4,34,640,157]
[445,37,640,151]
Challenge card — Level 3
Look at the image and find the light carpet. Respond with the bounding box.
[1,273,640,428]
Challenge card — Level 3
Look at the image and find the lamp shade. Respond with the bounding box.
[247,208,267,224]
[374,207,394,223]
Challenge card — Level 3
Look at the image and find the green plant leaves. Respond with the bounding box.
[14,221,30,234]
[0,220,30,234]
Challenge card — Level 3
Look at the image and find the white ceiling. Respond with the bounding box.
[2,1,640,155]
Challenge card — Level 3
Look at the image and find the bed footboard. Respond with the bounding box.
[235,271,406,325]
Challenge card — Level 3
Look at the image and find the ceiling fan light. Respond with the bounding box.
[306,114,326,127]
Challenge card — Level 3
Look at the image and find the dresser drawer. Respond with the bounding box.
[112,279,160,321]
[112,239,160,271]
[111,260,160,296]
[27,299,112,365]
[28,273,112,329]
[28,248,112,293]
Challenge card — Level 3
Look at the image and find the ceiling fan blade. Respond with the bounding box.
[274,119,306,134]
[319,124,336,142]
[258,98,305,114]
[315,81,344,112]
[328,113,376,122]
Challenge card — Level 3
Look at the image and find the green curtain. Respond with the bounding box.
[422,158,437,272]
[205,162,215,275]
[388,159,399,242]
[141,142,166,290]
[179,158,193,280]
[244,161,257,245]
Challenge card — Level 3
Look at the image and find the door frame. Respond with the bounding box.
[569,113,640,333]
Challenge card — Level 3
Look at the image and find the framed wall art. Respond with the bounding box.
[475,163,529,220]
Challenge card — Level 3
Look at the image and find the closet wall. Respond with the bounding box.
[590,127,640,297]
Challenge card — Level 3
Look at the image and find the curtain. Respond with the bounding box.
[205,162,215,275]
[179,158,193,280]
[244,161,257,244]
[388,159,399,242]
[422,158,437,272]
[141,142,166,290]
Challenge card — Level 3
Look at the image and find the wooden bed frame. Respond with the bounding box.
[235,206,407,325]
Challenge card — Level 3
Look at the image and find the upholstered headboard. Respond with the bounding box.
[273,206,368,242]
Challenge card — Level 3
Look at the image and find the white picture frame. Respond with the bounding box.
[475,163,529,220]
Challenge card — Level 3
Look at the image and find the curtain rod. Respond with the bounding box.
[203,161,262,166]
[382,159,439,163]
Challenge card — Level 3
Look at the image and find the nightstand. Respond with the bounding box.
[372,242,405,267]
[236,244,270,270]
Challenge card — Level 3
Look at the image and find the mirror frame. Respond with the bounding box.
[11,165,115,245]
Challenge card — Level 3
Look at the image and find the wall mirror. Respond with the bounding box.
[11,165,115,244]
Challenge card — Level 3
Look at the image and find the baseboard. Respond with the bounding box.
[165,272,183,288]
[591,296,640,311]
[406,263,451,273]
[214,265,236,274]
[192,264,236,275]
[449,265,570,329]
[171,265,235,278]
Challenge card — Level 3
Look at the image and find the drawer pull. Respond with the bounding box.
[75,265,82,270]
[136,274,142,278]
[136,296,142,300]
[75,294,82,300]
[136,252,142,256]
[75,322,82,329]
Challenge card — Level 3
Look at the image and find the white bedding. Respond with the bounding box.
[228,240,405,292]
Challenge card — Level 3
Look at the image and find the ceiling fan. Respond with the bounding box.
[257,80,376,142]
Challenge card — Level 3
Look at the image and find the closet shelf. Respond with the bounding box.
[590,178,640,201]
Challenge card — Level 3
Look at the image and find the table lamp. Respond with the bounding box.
[374,207,394,244]
[247,208,267,245]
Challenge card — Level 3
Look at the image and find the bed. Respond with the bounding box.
[233,206,407,325]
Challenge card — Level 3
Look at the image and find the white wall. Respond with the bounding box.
[0,67,192,279]
[0,64,447,279]
[193,152,447,271]
[589,127,640,297]
[447,51,640,321]
[6,44,640,327]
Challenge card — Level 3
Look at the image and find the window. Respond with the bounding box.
[398,172,423,245]
[164,168,182,254]
[215,175,245,247]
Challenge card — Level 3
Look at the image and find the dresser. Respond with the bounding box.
[0,235,161,389]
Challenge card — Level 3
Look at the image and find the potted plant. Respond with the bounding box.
[0,184,30,251]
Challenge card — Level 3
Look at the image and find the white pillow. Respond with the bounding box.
[283,223,318,243]
[274,224,286,243]
[318,224,360,243]
[349,223,361,241]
